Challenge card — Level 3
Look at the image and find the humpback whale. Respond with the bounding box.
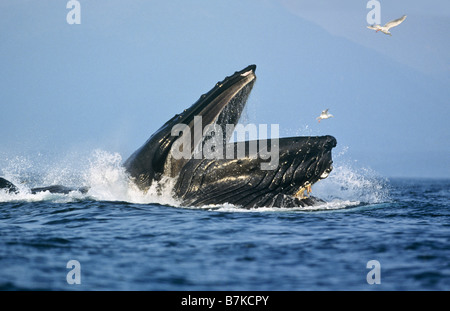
[123,64,336,207]
[1,65,336,208]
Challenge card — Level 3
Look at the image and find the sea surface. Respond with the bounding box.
[0,151,448,291]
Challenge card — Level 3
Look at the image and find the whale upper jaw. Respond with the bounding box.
[123,65,257,190]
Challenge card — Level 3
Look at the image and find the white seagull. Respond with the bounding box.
[317,109,333,123]
[367,15,407,36]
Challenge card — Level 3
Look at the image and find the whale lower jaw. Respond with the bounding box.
[172,135,336,209]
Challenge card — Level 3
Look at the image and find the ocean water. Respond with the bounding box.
[0,150,448,291]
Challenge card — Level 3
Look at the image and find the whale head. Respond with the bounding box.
[124,65,337,208]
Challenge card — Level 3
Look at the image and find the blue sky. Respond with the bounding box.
[0,0,449,178]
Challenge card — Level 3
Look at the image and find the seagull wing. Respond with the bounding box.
[384,15,407,30]
[367,25,380,30]
[322,109,329,114]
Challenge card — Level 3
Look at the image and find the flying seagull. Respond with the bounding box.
[367,15,407,36]
[317,109,333,123]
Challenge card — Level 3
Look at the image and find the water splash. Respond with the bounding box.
[0,149,180,206]
[82,149,180,206]
[313,162,390,205]
[1,155,35,189]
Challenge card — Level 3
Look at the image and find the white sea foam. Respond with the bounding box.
[82,149,180,206]
[0,149,180,206]
[185,199,362,213]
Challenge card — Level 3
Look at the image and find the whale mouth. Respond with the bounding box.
[122,64,338,208]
